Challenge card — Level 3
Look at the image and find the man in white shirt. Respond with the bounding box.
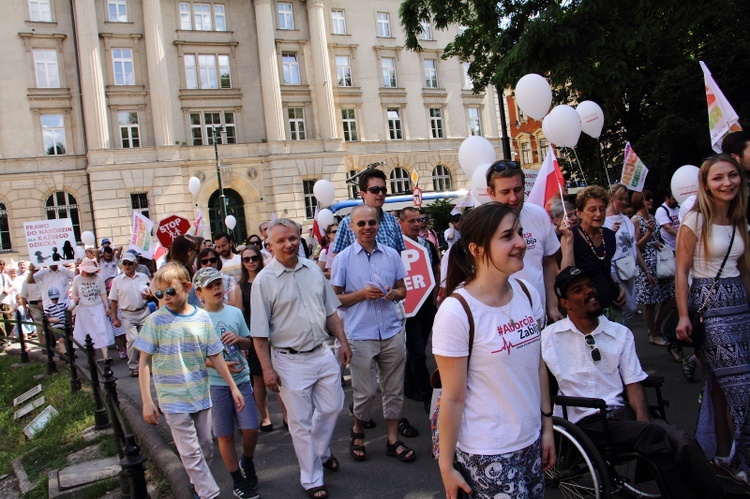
[28,263,74,309]
[20,264,44,342]
[213,232,242,281]
[542,267,721,499]
[654,193,680,251]
[443,213,461,249]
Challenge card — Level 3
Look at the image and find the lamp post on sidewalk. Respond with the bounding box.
[212,126,228,232]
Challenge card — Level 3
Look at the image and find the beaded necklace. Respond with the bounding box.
[579,225,607,261]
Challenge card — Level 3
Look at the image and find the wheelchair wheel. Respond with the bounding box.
[545,417,611,499]
[611,458,663,498]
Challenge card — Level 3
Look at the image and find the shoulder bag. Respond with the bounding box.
[655,245,676,279]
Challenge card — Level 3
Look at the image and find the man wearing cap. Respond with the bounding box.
[541,266,721,499]
[109,251,152,377]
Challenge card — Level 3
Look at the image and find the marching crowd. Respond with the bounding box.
[1,131,750,498]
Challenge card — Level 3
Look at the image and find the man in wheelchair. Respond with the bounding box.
[541,266,722,498]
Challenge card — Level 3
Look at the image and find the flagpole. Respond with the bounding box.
[597,140,613,187]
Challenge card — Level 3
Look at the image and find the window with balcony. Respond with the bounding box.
[190,111,236,145]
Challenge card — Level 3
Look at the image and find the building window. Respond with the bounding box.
[130,192,149,219]
[347,169,359,199]
[468,108,482,136]
[331,9,346,35]
[190,111,236,145]
[424,59,438,88]
[112,48,135,85]
[184,54,231,89]
[335,56,352,87]
[381,57,396,87]
[0,203,10,251]
[282,52,300,85]
[277,2,294,30]
[29,0,52,22]
[302,179,317,219]
[390,167,410,194]
[288,108,306,140]
[341,109,358,142]
[46,191,81,242]
[107,0,128,22]
[387,109,402,140]
[33,49,60,88]
[462,62,472,90]
[376,12,391,37]
[419,20,432,40]
[432,165,452,191]
[179,2,226,31]
[538,137,549,156]
[41,115,66,156]
[521,141,532,165]
[118,112,140,148]
[429,108,444,139]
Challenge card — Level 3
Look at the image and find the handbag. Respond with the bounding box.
[614,254,637,280]
[655,246,676,279]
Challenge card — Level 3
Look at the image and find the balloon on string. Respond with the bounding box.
[515,74,553,121]
[313,179,335,206]
[81,231,95,247]
[317,208,335,229]
[458,136,496,177]
[576,101,604,138]
[188,176,201,197]
[671,165,700,203]
[470,163,493,206]
[74,246,86,261]
[225,215,237,230]
[542,105,582,148]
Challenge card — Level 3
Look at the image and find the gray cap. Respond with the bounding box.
[192,267,223,289]
[121,251,137,262]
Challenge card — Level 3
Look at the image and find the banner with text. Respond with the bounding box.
[24,218,77,266]
[128,212,155,259]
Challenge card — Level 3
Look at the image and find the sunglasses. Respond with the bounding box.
[418,217,429,222]
[356,220,378,227]
[155,287,178,299]
[485,160,521,184]
[248,240,261,246]
[328,229,338,234]
[122,261,135,266]
[242,255,261,263]
[584,334,601,362]
[644,196,653,201]
[201,257,218,265]
[365,186,387,195]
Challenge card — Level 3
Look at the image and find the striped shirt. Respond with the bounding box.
[134,305,223,414]
[331,209,406,254]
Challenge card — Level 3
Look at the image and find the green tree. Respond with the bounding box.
[401,0,750,194]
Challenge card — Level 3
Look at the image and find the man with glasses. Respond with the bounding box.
[541,266,721,499]
[109,251,153,377]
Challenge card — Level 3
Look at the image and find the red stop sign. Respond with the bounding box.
[401,236,435,318]
[156,215,192,247]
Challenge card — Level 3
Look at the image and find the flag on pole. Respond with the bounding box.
[700,61,742,153]
[189,208,211,240]
[621,142,649,192]
[527,146,565,209]
[311,206,324,242]
[128,212,155,259]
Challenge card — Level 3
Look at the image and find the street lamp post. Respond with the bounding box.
[212,126,228,232]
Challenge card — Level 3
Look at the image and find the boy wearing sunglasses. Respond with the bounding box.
[135,262,245,499]
[541,266,721,499]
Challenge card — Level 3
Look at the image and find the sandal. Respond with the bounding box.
[667,343,683,363]
[305,485,329,499]
[648,335,670,346]
[386,440,415,462]
[349,430,366,461]
[682,355,697,382]
[398,418,419,438]
[322,455,339,472]
[349,402,376,429]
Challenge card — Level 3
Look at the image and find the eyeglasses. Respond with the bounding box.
[201,257,218,266]
[242,255,261,263]
[485,160,521,184]
[154,287,178,299]
[584,334,601,362]
[356,220,378,227]
[418,217,429,223]
[122,261,135,266]
[365,186,388,195]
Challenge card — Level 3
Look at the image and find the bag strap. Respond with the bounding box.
[449,293,475,362]
[698,225,736,315]
[515,278,532,307]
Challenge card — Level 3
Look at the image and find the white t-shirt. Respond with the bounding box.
[432,280,544,455]
[514,203,560,310]
[71,274,107,307]
[220,253,242,282]
[654,203,680,250]
[444,228,461,249]
[681,211,746,279]
[604,213,638,276]
[34,267,75,307]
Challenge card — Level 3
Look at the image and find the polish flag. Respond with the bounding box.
[311,206,324,243]
[527,146,565,209]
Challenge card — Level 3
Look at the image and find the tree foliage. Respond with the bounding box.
[401,0,750,194]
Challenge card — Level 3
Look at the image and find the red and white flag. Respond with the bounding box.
[311,206,324,242]
[527,146,565,209]
[700,61,742,153]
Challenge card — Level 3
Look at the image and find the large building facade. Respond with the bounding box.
[0,0,505,258]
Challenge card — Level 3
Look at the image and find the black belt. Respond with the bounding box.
[28,301,41,305]
[277,343,323,355]
[121,306,147,313]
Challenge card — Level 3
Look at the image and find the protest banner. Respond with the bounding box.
[23,219,77,266]
[128,212,155,259]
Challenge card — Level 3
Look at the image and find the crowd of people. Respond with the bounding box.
[2,131,750,499]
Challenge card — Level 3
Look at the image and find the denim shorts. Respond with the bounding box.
[210,381,258,437]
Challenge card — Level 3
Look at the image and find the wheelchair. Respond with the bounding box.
[544,374,671,498]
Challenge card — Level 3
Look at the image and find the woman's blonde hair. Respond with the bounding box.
[691,154,750,268]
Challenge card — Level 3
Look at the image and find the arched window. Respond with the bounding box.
[347,169,360,199]
[389,167,410,195]
[432,165,452,191]
[0,202,11,251]
[208,188,247,244]
[45,191,81,242]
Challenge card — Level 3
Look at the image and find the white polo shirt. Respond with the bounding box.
[108,271,151,311]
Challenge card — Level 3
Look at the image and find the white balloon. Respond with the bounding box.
[74,246,86,260]
[313,179,336,207]
[188,176,201,197]
[458,136,497,177]
[225,215,237,230]
[515,74,553,121]
[671,165,700,204]
[81,231,95,247]
[576,101,605,139]
[542,105,582,148]
[317,208,335,229]
[470,163,493,206]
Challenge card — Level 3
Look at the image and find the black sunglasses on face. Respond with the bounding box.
[356,220,378,227]
[122,261,134,266]
[201,257,218,266]
[365,186,387,195]
[328,229,338,234]
[242,255,261,263]
[155,287,177,299]
[249,240,261,246]
[485,160,521,184]
[418,217,429,222]
[585,334,601,362]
